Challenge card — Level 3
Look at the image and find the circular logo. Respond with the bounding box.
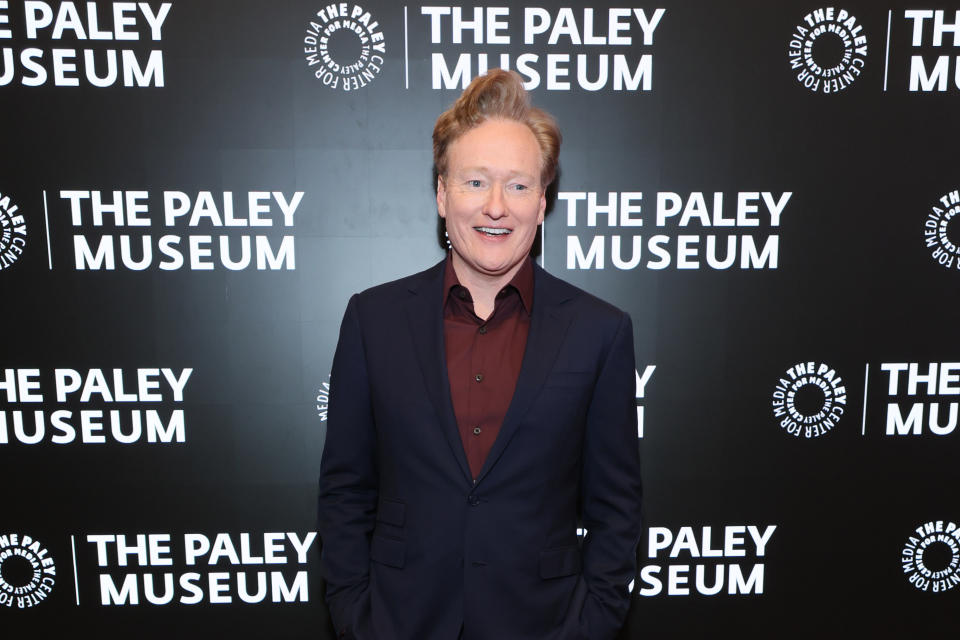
[787,8,867,93]
[772,362,847,438]
[0,190,27,271]
[303,4,386,91]
[316,375,330,422]
[0,533,56,609]
[924,190,960,271]
[902,521,960,593]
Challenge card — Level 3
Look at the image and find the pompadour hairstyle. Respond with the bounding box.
[432,69,561,188]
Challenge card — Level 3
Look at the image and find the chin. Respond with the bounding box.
[480,258,522,275]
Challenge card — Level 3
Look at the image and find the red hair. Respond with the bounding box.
[433,69,561,188]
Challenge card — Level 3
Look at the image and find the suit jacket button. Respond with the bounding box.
[468,495,480,506]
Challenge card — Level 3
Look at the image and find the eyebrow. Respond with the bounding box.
[455,167,537,181]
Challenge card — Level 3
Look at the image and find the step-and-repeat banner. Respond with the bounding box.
[2,1,957,636]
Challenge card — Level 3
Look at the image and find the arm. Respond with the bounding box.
[318,294,378,637]
[578,311,643,639]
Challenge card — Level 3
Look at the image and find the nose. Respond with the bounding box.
[483,184,507,219]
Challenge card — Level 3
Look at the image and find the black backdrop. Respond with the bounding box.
[2,1,959,636]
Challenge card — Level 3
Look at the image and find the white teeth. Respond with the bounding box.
[476,227,511,235]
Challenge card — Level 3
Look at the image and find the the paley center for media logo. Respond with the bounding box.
[0,189,26,271]
[772,362,847,438]
[924,188,960,271]
[788,7,867,93]
[316,374,330,423]
[0,533,56,609]
[303,3,385,90]
[902,520,960,593]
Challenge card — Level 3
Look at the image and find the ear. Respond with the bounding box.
[537,190,546,225]
[436,175,446,218]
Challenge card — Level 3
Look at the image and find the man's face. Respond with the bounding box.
[437,118,546,284]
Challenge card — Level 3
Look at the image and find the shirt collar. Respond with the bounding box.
[443,253,534,315]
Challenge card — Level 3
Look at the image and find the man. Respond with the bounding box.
[318,69,642,640]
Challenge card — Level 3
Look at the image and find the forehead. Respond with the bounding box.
[446,119,541,175]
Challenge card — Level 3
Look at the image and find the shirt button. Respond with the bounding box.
[478,326,487,334]
[475,373,483,382]
[473,426,481,435]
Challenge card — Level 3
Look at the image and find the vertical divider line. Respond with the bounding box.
[861,363,870,436]
[540,221,545,270]
[43,189,53,270]
[71,534,80,606]
[404,7,409,89]
[883,10,892,91]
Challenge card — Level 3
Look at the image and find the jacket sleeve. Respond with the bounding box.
[577,310,643,639]
[318,294,378,637]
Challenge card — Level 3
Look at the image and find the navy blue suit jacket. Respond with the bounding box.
[318,259,642,639]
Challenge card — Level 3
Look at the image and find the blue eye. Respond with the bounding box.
[468,180,483,188]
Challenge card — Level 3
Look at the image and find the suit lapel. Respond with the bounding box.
[402,261,474,485]
[475,264,574,486]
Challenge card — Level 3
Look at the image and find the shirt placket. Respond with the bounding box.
[467,316,488,476]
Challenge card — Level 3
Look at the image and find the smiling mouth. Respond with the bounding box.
[475,226,512,237]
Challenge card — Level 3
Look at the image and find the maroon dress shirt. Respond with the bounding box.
[443,255,533,480]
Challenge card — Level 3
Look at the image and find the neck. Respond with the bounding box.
[450,253,525,320]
